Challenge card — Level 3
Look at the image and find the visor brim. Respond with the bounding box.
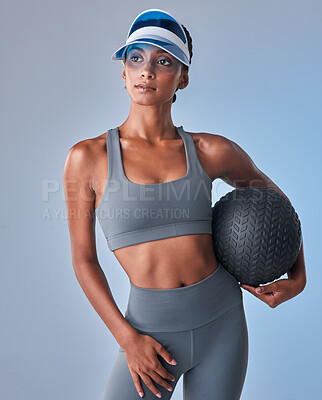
[111,38,190,67]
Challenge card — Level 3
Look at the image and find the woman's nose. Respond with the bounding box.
[140,62,155,79]
[140,71,154,79]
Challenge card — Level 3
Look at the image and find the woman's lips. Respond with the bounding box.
[135,85,156,92]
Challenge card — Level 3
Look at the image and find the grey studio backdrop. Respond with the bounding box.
[1,1,321,399]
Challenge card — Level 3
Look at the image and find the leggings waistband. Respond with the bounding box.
[124,263,243,332]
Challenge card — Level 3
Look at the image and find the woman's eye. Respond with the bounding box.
[158,59,171,65]
[129,55,171,65]
[130,55,141,62]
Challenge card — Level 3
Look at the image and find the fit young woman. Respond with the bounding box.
[63,9,306,400]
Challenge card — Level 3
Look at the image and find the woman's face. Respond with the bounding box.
[122,43,188,105]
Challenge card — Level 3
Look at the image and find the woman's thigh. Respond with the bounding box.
[102,329,192,400]
[183,301,249,400]
[102,350,181,400]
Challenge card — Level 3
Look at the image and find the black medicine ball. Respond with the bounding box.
[211,186,302,286]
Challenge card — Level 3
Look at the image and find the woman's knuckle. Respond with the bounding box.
[157,377,165,386]
[138,366,145,375]
[156,343,163,351]
[146,360,157,370]
[134,377,140,385]
[157,367,167,377]
[141,375,150,384]
[152,361,159,370]
[143,363,151,372]
[130,373,141,389]
[146,380,157,391]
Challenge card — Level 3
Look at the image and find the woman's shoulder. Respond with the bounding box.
[185,130,240,180]
[63,131,108,184]
[186,129,233,153]
[66,131,107,161]
[69,130,106,151]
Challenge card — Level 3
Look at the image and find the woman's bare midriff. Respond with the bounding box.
[113,233,219,289]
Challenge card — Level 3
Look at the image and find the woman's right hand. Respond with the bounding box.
[122,331,177,398]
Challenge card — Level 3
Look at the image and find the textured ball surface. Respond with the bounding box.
[212,186,302,286]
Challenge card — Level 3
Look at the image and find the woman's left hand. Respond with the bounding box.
[239,278,305,308]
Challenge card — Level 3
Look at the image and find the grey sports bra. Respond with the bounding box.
[95,126,213,251]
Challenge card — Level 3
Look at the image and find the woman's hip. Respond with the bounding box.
[124,262,243,332]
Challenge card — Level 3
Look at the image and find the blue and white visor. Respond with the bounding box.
[111,9,190,67]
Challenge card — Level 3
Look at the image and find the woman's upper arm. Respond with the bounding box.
[208,134,290,200]
[63,141,98,267]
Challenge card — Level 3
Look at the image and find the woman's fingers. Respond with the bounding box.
[154,361,176,383]
[156,343,177,366]
[130,358,175,398]
[139,371,163,398]
[130,370,144,398]
[126,334,178,397]
[149,369,174,392]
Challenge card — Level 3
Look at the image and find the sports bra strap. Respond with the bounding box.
[106,125,208,183]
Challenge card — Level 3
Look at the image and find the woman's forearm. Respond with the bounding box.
[73,260,138,348]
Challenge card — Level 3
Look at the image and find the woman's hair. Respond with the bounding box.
[172,24,193,104]
[123,24,193,104]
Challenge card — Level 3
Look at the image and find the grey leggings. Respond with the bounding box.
[102,263,249,399]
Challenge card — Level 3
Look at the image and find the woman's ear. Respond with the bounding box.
[180,70,189,89]
[122,67,126,82]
